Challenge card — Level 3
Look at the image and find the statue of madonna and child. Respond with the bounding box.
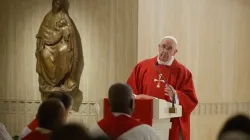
[35,0,83,111]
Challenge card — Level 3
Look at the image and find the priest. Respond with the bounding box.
[88,83,161,140]
[127,36,198,140]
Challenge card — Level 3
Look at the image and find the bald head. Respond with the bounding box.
[108,83,134,115]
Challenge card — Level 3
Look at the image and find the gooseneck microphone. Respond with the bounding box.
[155,62,175,108]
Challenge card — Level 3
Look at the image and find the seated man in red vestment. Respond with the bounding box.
[88,83,161,140]
[18,92,73,140]
[22,98,67,140]
[127,36,198,140]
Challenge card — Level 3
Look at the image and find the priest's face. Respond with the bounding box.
[158,39,178,62]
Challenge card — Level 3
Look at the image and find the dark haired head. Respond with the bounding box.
[217,114,250,140]
[108,83,134,115]
[47,92,73,111]
[51,123,92,140]
[37,98,66,131]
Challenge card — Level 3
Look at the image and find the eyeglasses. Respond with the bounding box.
[160,44,174,51]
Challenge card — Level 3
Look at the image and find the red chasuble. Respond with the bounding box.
[98,114,142,140]
[127,56,198,140]
[22,131,51,140]
[27,118,38,132]
[19,118,39,139]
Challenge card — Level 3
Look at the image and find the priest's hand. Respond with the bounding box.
[135,94,156,99]
[165,85,176,98]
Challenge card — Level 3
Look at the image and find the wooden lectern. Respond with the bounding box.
[99,98,182,140]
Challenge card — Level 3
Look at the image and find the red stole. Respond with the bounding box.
[27,118,38,131]
[22,131,51,140]
[98,114,142,140]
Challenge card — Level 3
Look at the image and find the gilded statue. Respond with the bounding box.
[35,0,83,109]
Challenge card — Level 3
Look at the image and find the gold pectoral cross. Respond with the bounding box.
[154,74,165,88]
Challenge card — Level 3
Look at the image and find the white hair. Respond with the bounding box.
[162,36,178,45]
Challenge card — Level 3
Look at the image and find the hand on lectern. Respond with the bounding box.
[135,94,156,99]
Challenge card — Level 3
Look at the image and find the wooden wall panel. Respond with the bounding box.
[138,0,250,102]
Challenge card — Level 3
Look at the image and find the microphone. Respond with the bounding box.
[154,62,176,109]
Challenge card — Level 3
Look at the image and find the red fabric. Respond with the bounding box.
[27,118,39,132]
[103,98,153,126]
[127,56,198,140]
[22,131,51,140]
[98,114,142,140]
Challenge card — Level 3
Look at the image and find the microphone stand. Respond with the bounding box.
[155,62,177,113]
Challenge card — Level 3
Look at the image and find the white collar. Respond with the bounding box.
[35,127,52,134]
[112,112,131,117]
[157,56,174,66]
